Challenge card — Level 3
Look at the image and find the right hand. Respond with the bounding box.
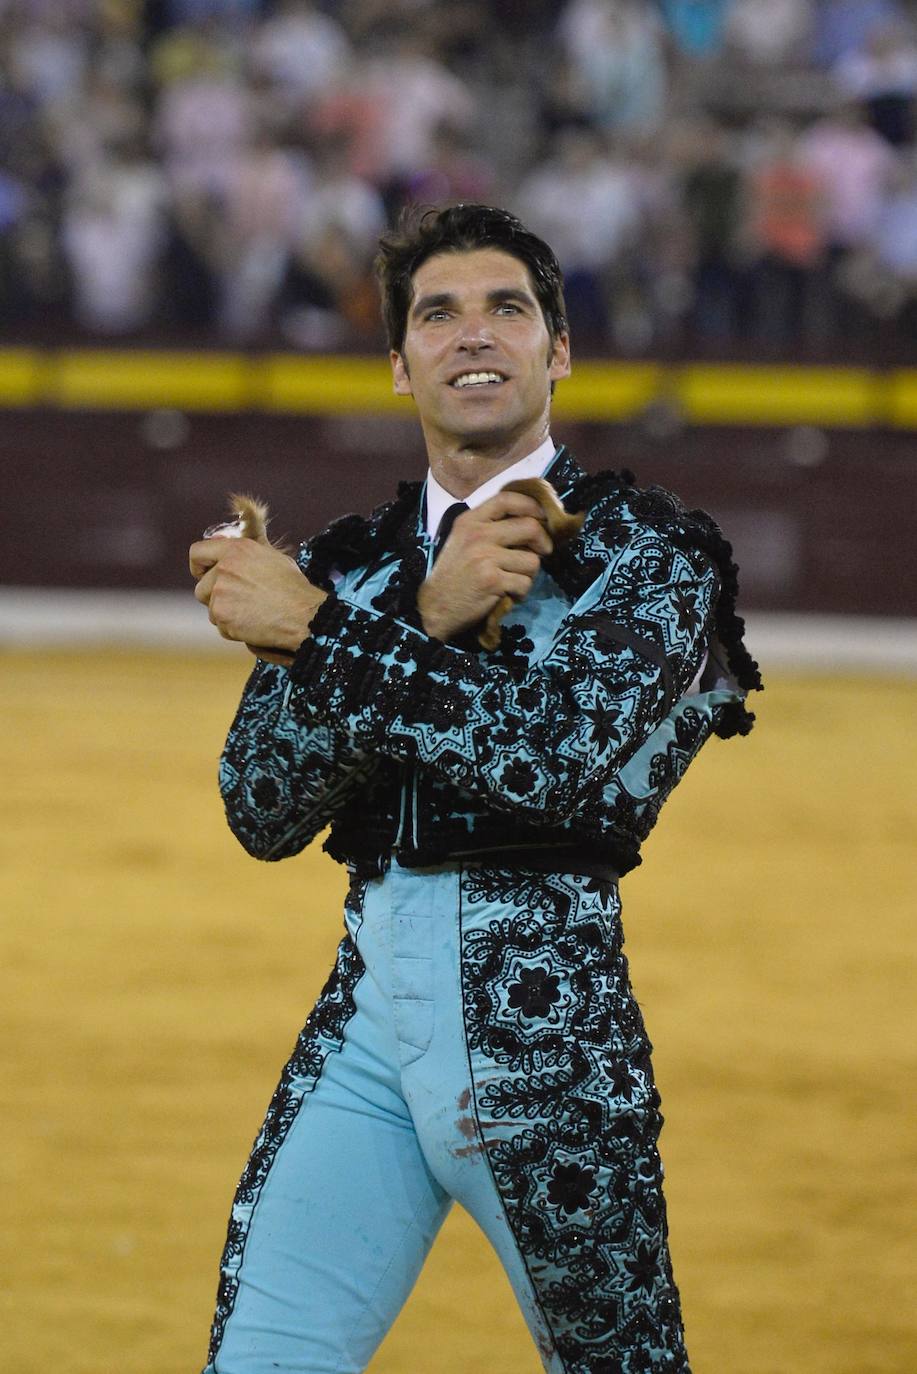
[417,490,553,642]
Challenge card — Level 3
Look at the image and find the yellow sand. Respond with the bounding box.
[1,651,914,1374]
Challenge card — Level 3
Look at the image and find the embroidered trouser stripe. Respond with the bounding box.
[455,864,690,1373]
[205,928,374,1369]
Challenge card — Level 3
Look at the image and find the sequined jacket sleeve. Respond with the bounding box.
[218,657,378,860]
[288,527,717,828]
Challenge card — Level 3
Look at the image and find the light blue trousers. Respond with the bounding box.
[203,862,690,1374]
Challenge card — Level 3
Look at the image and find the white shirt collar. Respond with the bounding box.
[425,435,558,539]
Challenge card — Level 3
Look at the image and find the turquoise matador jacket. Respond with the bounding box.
[218,447,762,876]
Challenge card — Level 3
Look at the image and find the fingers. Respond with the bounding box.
[194,564,218,605]
[450,506,551,556]
[466,557,537,603]
[484,514,553,556]
[479,490,547,522]
[189,536,234,580]
[495,546,542,577]
[500,571,538,602]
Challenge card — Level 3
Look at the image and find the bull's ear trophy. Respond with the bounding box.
[204,494,290,552]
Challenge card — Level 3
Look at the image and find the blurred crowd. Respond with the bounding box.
[2,0,917,356]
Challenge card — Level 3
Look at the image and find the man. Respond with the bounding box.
[190,204,761,1374]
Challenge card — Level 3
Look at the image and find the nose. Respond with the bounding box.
[457,312,494,353]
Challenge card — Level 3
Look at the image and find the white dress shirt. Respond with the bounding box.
[425,435,557,540]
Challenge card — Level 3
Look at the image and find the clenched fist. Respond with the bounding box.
[417,489,552,643]
[189,535,326,662]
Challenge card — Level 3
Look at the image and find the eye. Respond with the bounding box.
[424,308,450,321]
[495,301,521,315]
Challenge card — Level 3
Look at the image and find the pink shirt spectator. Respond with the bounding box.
[800,113,896,245]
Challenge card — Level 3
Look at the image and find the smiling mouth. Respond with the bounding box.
[450,371,506,389]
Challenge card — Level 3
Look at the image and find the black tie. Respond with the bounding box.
[432,501,468,563]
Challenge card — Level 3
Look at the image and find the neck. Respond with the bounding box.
[424,422,552,499]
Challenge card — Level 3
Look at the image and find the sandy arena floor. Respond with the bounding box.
[1,650,914,1374]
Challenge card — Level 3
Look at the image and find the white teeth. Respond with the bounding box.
[453,372,503,388]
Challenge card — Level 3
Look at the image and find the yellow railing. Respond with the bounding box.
[1,348,916,427]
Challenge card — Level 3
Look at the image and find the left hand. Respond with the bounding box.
[189,536,326,659]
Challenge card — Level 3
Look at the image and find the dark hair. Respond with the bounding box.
[375,203,568,353]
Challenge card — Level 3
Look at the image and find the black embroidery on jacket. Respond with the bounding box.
[224,451,759,879]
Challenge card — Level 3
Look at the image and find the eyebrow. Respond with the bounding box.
[410,286,537,319]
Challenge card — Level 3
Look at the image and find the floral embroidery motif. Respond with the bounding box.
[500,758,541,796]
[547,1160,600,1217]
[507,965,563,1019]
[460,867,691,1372]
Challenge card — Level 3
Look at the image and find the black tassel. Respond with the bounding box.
[301,481,423,590]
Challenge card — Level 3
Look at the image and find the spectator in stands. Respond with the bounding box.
[559,0,668,134]
[307,26,477,219]
[216,123,307,339]
[148,11,242,89]
[800,100,896,249]
[743,118,828,346]
[61,137,167,334]
[390,122,498,220]
[515,124,641,343]
[798,99,896,335]
[724,0,815,69]
[7,7,89,110]
[676,115,748,343]
[250,0,351,114]
[295,133,385,261]
[50,68,146,180]
[275,130,383,348]
[832,146,917,338]
[313,25,475,196]
[153,31,253,198]
[874,150,917,269]
[834,18,917,146]
[810,0,904,68]
[159,183,222,329]
[657,0,732,59]
[0,25,39,169]
[0,90,67,328]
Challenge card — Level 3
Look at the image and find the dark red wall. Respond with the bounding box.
[3,408,913,615]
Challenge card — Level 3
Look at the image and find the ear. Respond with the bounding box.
[548,331,571,383]
[391,349,412,396]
